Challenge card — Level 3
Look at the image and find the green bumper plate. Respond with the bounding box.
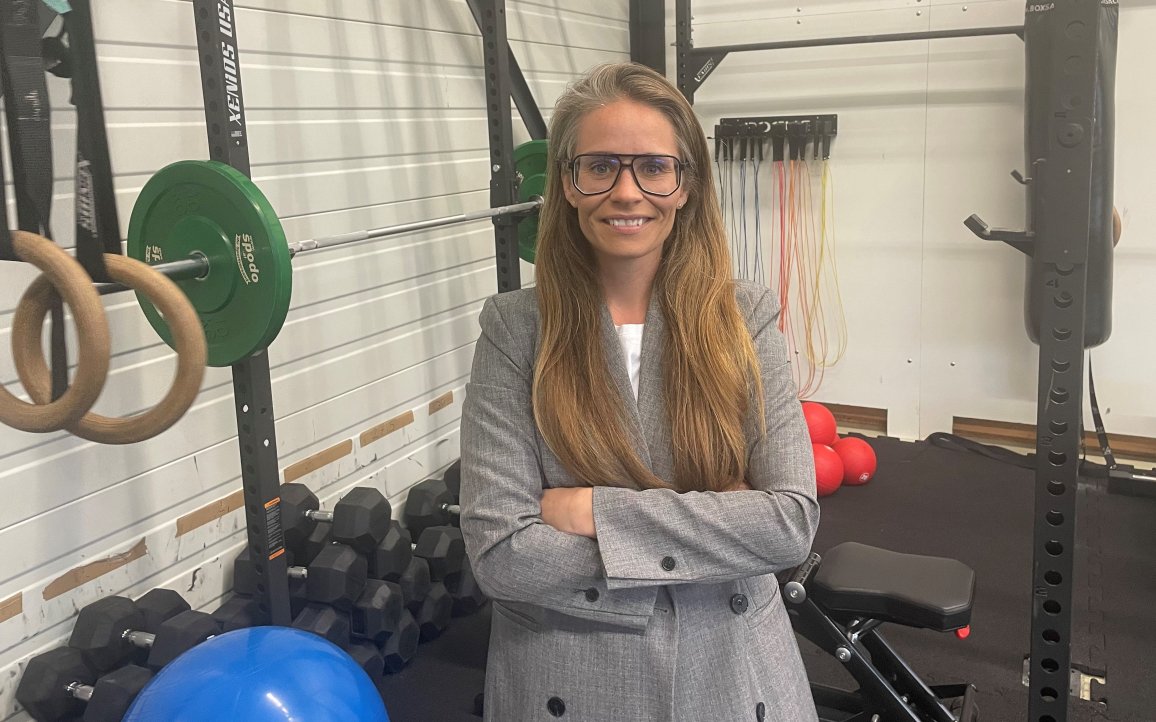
[514,139,548,264]
[127,160,293,367]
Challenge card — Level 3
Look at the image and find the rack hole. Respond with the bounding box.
[1044,571,1063,586]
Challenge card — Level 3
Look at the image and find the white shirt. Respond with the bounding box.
[614,323,645,400]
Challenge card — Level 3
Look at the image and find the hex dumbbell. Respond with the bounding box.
[281,484,390,554]
[69,592,218,672]
[16,648,151,722]
[367,522,467,584]
[234,542,366,609]
[441,458,462,500]
[318,522,463,640]
[403,477,462,540]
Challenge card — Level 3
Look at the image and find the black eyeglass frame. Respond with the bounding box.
[564,153,688,197]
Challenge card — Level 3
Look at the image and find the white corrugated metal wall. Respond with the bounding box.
[0,1,628,717]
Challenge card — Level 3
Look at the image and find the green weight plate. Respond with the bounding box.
[514,140,549,264]
[127,160,293,367]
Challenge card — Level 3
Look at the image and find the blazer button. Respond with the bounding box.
[730,593,749,615]
[585,587,600,602]
[661,556,677,571]
[547,696,566,717]
[756,701,766,721]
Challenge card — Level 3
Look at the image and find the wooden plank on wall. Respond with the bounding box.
[823,402,888,434]
[42,540,148,601]
[954,416,1156,463]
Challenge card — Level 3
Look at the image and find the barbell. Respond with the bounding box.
[0,140,549,443]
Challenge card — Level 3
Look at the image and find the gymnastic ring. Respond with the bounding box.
[14,253,207,444]
[0,231,110,433]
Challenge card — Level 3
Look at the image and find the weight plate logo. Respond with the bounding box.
[234,233,260,284]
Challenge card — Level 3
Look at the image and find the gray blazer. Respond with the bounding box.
[459,280,820,722]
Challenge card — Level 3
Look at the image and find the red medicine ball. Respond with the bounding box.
[801,402,838,446]
[812,443,844,497]
[833,436,877,486]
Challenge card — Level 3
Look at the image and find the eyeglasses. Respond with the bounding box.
[567,154,685,197]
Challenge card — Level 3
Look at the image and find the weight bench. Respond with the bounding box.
[782,542,980,722]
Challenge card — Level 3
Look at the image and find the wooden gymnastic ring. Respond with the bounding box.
[15,254,207,444]
[0,231,110,433]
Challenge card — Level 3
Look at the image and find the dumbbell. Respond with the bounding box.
[314,522,463,640]
[281,483,390,554]
[69,591,218,672]
[211,594,268,632]
[293,602,420,677]
[234,542,366,609]
[17,648,152,722]
[366,521,467,584]
[441,458,462,500]
[396,494,486,616]
[403,476,462,540]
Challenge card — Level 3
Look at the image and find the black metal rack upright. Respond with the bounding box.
[190,0,290,626]
[469,0,522,294]
[1020,5,1101,721]
[672,3,1110,721]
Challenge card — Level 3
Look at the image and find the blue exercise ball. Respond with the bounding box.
[123,626,390,722]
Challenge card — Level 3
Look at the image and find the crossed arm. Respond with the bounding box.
[458,289,818,625]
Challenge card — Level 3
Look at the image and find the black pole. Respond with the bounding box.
[466,0,546,142]
[191,0,291,627]
[674,0,695,103]
[630,0,666,74]
[507,51,547,141]
[475,0,521,294]
[1023,3,1102,719]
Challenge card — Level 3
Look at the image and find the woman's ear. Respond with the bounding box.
[562,174,580,208]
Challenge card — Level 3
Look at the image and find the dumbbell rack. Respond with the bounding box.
[189,0,531,624]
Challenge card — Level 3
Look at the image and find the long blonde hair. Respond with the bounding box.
[533,62,764,492]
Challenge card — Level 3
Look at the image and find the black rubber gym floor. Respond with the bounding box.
[378,436,1156,722]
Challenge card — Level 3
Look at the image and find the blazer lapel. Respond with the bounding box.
[599,303,653,471]
[638,294,674,483]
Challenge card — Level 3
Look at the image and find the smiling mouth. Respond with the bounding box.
[605,218,649,228]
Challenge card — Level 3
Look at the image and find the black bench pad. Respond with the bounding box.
[812,542,976,632]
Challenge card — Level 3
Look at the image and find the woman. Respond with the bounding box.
[459,62,819,721]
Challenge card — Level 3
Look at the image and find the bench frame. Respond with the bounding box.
[784,551,980,722]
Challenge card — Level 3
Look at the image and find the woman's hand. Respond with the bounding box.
[540,487,597,538]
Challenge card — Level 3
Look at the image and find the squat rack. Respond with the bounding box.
[670,3,1109,722]
[185,0,546,626]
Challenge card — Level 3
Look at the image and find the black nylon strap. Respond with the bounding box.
[0,0,69,396]
[0,0,53,236]
[1087,356,1117,470]
[66,0,120,283]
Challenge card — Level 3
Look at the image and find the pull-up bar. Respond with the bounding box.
[674,0,1023,102]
